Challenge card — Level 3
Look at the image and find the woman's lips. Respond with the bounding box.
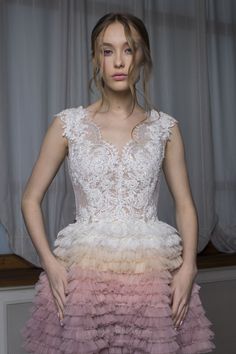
[112,74,127,81]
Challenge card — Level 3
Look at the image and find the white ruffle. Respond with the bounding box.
[54,218,181,250]
[53,218,183,272]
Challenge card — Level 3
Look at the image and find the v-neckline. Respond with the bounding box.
[81,105,155,159]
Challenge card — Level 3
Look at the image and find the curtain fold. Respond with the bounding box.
[206,0,236,252]
[0,0,235,266]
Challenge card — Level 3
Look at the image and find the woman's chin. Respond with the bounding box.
[105,83,131,94]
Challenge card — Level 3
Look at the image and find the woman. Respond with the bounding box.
[22,12,215,354]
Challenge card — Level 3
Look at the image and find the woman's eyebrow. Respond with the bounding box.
[101,41,130,47]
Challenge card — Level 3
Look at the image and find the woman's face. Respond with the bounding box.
[98,21,143,93]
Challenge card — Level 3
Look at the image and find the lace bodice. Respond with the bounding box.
[55,106,177,224]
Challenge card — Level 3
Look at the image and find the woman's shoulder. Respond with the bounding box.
[151,108,178,124]
[53,105,84,120]
[151,108,179,141]
[53,101,100,119]
[53,105,85,140]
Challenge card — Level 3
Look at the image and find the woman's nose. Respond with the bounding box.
[114,52,124,68]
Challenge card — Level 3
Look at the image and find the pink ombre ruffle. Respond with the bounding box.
[22,266,215,354]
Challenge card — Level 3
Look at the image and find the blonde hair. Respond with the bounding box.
[89,13,153,116]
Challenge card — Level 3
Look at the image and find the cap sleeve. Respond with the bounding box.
[53,107,78,142]
[159,111,178,142]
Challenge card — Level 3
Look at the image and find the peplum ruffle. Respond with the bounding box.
[53,218,183,273]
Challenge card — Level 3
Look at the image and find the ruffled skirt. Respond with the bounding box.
[22,219,215,354]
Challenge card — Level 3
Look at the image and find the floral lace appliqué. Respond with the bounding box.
[54,106,178,223]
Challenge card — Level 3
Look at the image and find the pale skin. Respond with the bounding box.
[21,21,198,330]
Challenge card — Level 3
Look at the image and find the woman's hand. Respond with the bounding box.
[42,256,68,325]
[170,263,197,330]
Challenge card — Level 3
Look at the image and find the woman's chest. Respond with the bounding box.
[67,118,165,186]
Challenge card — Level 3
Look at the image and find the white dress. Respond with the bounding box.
[22,106,215,354]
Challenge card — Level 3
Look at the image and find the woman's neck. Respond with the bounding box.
[100,88,141,115]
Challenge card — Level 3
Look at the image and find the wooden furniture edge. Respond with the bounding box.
[0,254,42,287]
[197,241,236,269]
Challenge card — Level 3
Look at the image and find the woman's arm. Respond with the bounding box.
[163,123,198,268]
[162,123,198,329]
[21,115,68,322]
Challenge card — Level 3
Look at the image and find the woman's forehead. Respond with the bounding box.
[102,22,140,44]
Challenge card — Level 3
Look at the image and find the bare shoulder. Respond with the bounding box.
[51,115,68,141]
[43,115,68,155]
[52,114,65,128]
[52,114,66,129]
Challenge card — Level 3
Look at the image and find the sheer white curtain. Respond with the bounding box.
[206,1,236,251]
[0,0,235,266]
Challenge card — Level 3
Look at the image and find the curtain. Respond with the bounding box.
[0,0,235,266]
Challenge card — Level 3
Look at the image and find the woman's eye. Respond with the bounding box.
[103,49,112,56]
[125,47,133,54]
[103,48,132,56]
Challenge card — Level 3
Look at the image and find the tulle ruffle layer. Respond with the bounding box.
[22,219,215,353]
[53,219,183,272]
[22,267,215,354]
